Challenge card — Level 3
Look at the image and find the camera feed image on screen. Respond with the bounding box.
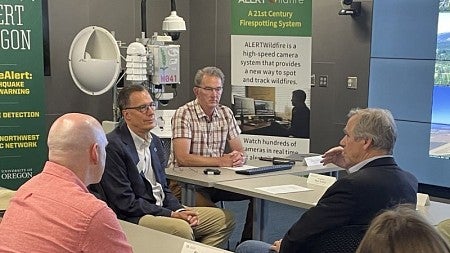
[232,91,310,139]
[429,0,450,159]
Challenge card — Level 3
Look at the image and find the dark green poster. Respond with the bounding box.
[0,0,46,190]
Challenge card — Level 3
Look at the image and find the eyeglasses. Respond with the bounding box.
[196,86,223,92]
[124,102,157,113]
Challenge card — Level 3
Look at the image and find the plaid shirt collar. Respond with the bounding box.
[193,99,220,121]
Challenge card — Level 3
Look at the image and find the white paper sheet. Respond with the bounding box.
[304,155,325,167]
[256,184,312,194]
[221,164,257,171]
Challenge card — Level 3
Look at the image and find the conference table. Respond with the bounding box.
[166,160,339,241]
[166,162,450,241]
[0,186,15,217]
[22,198,442,253]
[417,201,450,226]
[166,159,342,206]
[119,220,231,253]
[2,180,450,251]
[216,174,450,240]
[214,174,329,240]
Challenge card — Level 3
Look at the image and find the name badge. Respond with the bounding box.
[307,173,336,188]
[181,242,225,253]
[417,193,430,206]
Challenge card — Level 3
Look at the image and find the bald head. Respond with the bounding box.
[48,113,107,185]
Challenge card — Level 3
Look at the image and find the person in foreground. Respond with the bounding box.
[438,218,450,243]
[89,84,234,248]
[236,108,418,253]
[356,204,450,253]
[0,113,132,252]
[169,66,253,241]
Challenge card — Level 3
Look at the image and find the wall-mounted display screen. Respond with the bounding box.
[429,0,450,159]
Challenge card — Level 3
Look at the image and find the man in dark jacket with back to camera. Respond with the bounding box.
[236,108,418,253]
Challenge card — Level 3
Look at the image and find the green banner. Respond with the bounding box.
[230,0,312,159]
[0,0,47,190]
[232,0,312,36]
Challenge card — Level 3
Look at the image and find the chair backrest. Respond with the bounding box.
[88,183,108,203]
[160,138,172,164]
[306,225,367,253]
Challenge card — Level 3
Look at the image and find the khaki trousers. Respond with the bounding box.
[138,206,235,248]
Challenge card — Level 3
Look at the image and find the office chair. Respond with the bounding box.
[160,138,172,164]
[88,183,108,203]
[306,225,367,253]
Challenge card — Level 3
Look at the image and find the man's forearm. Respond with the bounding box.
[176,154,225,167]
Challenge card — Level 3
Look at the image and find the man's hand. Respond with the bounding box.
[227,150,245,167]
[220,151,245,167]
[270,239,282,253]
[171,210,199,227]
[321,146,348,168]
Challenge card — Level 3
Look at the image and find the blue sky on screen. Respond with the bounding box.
[432,86,450,125]
[431,10,450,126]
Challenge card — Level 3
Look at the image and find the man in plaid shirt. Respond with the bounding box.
[170,66,253,242]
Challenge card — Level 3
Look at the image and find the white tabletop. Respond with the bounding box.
[166,160,341,188]
[214,174,329,240]
[119,220,231,253]
[215,174,328,209]
[0,187,15,211]
[166,160,340,206]
[417,201,450,226]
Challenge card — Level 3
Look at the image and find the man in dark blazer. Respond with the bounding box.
[89,84,234,248]
[236,108,418,253]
